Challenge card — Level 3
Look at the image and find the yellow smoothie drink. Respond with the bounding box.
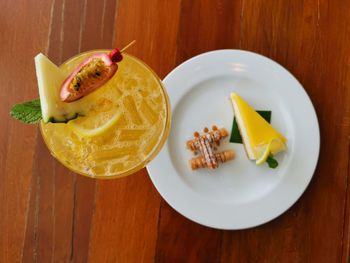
[41,50,170,178]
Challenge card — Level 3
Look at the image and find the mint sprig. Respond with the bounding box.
[10,99,42,124]
[266,154,278,168]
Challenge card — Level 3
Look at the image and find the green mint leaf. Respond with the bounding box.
[10,99,42,124]
[266,154,278,168]
[230,110,272,143]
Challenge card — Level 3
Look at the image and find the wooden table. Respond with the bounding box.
[1,0,350,262]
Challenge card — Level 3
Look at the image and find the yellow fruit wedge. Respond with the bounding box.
[255,138,286,165]
[68,98,122,138]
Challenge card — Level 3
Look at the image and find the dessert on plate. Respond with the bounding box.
[186,126,235,170]
[230,92,287,166]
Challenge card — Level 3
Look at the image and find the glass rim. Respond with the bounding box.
[40,50,171,179]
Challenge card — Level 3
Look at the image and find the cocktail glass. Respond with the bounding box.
[40,50,171,178]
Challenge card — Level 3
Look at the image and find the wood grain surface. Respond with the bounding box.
[1,0,349,262]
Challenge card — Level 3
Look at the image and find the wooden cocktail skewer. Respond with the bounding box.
[120,40,136,53]
[109,40,136,61]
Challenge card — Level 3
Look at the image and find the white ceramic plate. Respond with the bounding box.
[147,50,320,230]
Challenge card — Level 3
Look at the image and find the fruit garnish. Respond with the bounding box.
[269,136,287,155]
[10,41,136,124]
[67,98,122,138]
[109,48,123,62]
[60,51,119,102]
[34,53,87,123]
[60,40,136,102]
[255,138,286,166]
[254,142,272,165]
